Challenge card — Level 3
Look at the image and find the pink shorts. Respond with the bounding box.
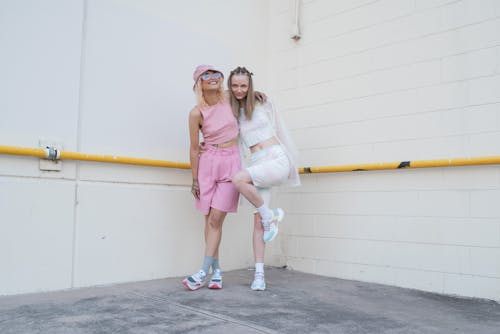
[195,144,241,215]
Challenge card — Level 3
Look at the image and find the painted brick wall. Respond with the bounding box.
[269,0,500,300]
[0,0,274,295]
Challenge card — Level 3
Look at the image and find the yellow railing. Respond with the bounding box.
[0,145,190,169]
[299,156,500,173]
[1,144,499,173]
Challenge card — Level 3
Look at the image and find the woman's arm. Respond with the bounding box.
[188,107,202,199]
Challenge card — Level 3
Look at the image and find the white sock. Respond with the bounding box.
[256,204,272,222]
[255,262,264,274]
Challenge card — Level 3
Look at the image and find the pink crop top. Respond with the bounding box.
[199,101,239,144]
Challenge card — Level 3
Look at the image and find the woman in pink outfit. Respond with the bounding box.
[182,64,241,291]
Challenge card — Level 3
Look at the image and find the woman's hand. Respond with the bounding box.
[255,91,267,103]
[198,142,206,155]
[191,178,200,199]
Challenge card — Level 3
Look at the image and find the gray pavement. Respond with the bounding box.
[0,267,499,334]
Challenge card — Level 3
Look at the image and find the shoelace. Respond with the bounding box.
[262,220,272,231]
[194,271,206,281]
[262,210,278,230]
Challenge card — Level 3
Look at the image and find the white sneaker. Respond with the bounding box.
[251,272,266,291]
[208,269,222,289]
[263,208,284,243]
[182,270,207,291]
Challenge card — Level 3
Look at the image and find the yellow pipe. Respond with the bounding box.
[1,145,499,172]
[0,145,47,159]
[0,145,190,169]
[299,156,500,174]
[59,151,191,169]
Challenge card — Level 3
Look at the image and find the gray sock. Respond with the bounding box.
[212,258,221,272]
[201,256,214,275]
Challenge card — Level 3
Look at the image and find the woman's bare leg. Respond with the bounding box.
[253,213,265,263]
[204,208,226,258]
[251,212,267,290]
[232,170,264,208]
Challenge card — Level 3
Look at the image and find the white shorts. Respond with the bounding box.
[247,144,290,207]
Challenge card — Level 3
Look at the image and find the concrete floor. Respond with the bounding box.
[0,267,499,334]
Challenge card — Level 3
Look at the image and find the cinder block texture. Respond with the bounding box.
[271,0,500,301]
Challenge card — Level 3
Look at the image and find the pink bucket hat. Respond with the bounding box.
[192,64,223,89]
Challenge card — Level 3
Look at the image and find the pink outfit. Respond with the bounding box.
[199,101,238,145]
[195,101,241,215]
[196,144,241,214]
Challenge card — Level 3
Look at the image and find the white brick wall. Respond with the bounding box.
[0,0,270,295]
[2,0,498,301]
[270,0,500,301]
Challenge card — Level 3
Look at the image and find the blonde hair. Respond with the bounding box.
[193,76,225,108]
[228,66,255,120]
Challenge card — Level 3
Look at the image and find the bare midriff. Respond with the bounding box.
[249,136,280,153]
[212,136,239,148]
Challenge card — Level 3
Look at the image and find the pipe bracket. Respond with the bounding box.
[45,146,60,161]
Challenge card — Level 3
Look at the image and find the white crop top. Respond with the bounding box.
[238,103,275,147]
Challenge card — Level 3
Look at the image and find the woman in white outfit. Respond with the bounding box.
[229,66,300,291]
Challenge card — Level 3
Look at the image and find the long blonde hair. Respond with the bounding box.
[228,66,255,120]
[193,75,225,108]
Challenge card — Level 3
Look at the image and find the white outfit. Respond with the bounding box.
[238,100,300,205]
[247,145,290,188]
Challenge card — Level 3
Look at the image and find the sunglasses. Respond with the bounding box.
[200,72,222,81]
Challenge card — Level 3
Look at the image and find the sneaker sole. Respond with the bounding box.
[182,279,205,291]
[251,282,266,291]
[208,283,222,289]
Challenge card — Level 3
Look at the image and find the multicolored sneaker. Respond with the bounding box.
[208,269,223,289]
[251,272,266,291]
[182,270,207,291]
[263,208,284,243]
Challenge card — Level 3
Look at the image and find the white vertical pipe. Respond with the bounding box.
[291,0,301,40]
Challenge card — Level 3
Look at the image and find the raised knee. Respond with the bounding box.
[231,172,245,187]
[231,172,242,185]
